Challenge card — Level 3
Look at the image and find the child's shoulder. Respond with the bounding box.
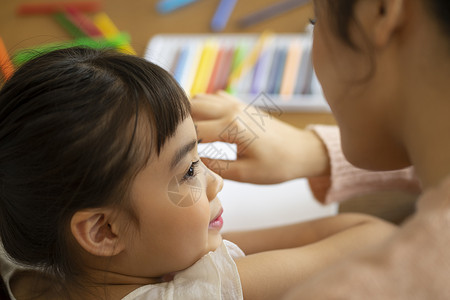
[122,240,244,300]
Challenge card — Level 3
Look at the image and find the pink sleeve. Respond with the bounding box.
[307,125,422,204]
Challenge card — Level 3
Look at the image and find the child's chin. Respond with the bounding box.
[208,234,223,251]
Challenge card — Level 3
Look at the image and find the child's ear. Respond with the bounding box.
[355,0,405,48]
[70,209,126,257]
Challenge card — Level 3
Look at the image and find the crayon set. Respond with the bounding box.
[144,33,329,112]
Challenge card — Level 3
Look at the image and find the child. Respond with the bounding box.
[0,47,395,300]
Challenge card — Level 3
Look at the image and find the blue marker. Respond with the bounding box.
[173,46,189,82]
[157,0,199,14]
[211,0,238,32]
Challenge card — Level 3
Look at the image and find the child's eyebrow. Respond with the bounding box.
[170,139,198,170]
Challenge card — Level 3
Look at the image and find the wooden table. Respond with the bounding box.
[0,0,335,128]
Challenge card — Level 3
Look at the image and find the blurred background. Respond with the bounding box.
[0,0,335,128]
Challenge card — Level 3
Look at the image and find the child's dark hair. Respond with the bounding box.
[0,47,190,286]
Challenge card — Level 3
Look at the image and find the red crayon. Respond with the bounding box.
[206,48,225,93]
[64,5,103,37]
[214,47,234,91]
[17,1,102,15]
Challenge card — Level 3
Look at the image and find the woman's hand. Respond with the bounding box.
[191,91,330,184]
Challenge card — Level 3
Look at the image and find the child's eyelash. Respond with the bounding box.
[181,160,200,183]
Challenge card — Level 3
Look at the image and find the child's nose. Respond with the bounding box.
[206,168,223,201]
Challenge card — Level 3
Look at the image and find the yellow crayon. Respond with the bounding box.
[190,41,219,96]
[93,12,137,55]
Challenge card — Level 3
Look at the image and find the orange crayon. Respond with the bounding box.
[0,37,14,80]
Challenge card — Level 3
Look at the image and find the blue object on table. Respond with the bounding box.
[157,0,199,14]
[211,0,238,32]
[239,0,310,28]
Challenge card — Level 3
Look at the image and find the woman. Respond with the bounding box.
[192,0,450,298]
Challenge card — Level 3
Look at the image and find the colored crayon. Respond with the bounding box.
[157,0,199,14]
[53,12,88,39]
[173,46,190,82]
[0,37,14,80]
[236,63,254,94]
[264,47,279,94]
[191,41,219,95]
[211,0,238,32]
[266,46,286,94]
[226,42,248,94]
[272,48,287,94]
[93,12,137,55]
[280,40,302,98]
[17,1,102,15]
[180,42,202,94]
[206,47,225,93]
[13,33,131,66]
[64,6,103,38]
[239,0,310,28]
[227,31,273,93]
[250,41,275,94]
[212,46,234,91]
[175,44,193,90]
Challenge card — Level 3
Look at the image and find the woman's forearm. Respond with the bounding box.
[234,215,397,300]
[223,213,395,255]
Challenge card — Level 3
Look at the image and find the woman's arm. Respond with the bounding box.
[223,213,396,300]
[192,92,421,201]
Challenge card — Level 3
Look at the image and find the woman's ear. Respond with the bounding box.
[355,0,405,48]
[70,209,126,257]
[374,0,405,47]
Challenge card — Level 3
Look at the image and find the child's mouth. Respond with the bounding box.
[209,208,224,230]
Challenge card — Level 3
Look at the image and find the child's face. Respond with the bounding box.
[125,116,224,278]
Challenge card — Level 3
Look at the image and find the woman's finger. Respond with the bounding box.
[190,99,225,121]
[195,119,230,143]
[200,157,247,182]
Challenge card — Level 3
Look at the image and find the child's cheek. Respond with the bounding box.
[167,174,205,207]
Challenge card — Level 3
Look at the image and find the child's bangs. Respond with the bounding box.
[121,55,192,174]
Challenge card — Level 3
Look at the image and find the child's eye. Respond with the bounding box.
[181,160,200,183]
[309,18,317,25]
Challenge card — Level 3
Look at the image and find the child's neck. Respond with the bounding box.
[80,268,166,299]
[11,269,165,300]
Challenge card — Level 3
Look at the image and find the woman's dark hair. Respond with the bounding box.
[325,0,450,47]
[0,47,190,285]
